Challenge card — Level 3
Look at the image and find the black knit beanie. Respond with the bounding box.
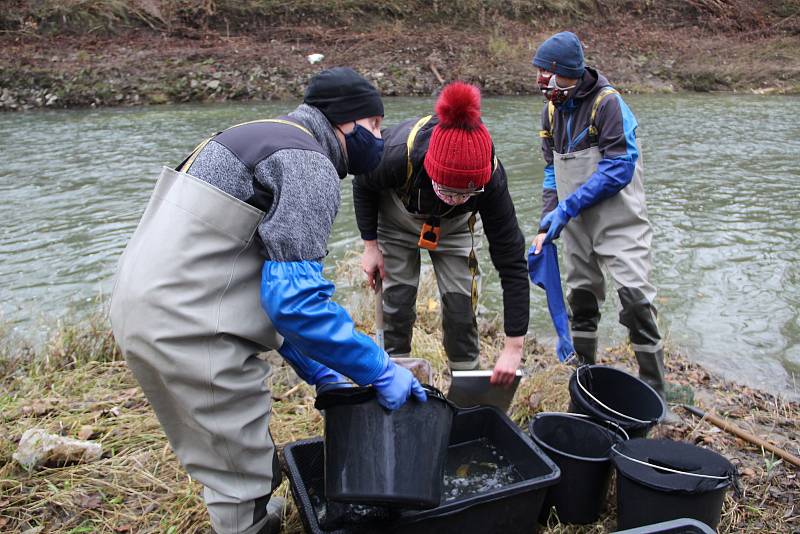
[303,67,384,124]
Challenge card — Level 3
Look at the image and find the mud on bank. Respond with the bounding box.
[2,0,799,111]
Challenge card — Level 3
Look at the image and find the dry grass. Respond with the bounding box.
[1,255,798,532]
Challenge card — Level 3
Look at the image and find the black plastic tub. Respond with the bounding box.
[529,412,624,525]
[612,439,736,530]
[569,365,665,439]
[282,406,561,534]
[315,385,453,509]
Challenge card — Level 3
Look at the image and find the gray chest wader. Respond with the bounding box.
[377,115,483,370]
[110,167,283,534]
[378,190,482,370]
[554,145,666,398]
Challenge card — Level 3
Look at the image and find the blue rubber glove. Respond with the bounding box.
[277,339,351,393]
[528,242,575,363]
[372,358,427,411]
[261,260,387,386]
[540,202,571,244]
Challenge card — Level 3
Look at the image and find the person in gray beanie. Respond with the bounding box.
[530,32,676,420]
[110,67,426,534]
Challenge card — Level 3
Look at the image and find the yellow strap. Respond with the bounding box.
[548,101,555,138]
[406,115,434,182]
[467,213,479,313]
[588,87,619,138]
[239,118,314,137]
[179,119,313,173]
[180,137,213,173]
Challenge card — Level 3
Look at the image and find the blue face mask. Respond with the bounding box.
[342,123,384,175]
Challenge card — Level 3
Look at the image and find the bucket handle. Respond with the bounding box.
[610,444,731,481]
[422,384,459,411]
[545,411,630,441]
[576,365,654,425]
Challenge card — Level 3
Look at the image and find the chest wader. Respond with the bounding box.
[377,116,483,370]
[553,138,666,400]
[109,166,284,534]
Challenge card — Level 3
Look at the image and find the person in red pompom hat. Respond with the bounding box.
[352,81,530,385]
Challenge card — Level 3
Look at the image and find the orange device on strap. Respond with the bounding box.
[418,218,441,250]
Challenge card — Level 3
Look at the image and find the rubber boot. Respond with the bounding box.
[572,335,598,365]
[635,349,679,424]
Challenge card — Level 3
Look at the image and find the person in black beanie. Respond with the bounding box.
[110,66,426,534]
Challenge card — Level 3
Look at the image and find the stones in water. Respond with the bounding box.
[443,437,523,501]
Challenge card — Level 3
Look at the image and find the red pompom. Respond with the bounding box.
[435,82,482,129]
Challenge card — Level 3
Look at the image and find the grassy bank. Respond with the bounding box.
[1,1,799,111]
[1,257,798,532]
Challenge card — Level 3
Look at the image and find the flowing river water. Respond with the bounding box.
[1,94,798,399]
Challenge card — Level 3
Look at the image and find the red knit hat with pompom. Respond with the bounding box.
[423,82,493,189]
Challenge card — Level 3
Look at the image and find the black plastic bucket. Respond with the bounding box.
[529,412,624,525]
[315,385,454,509]
[612,439,736,530]
[568,365,665,438]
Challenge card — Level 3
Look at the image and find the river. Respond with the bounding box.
[1,94,798,399]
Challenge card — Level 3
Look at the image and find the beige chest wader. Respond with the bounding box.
[554,146,667,398]
[110,167,282,534]
[375,115,483,370]
[377,189,483,370]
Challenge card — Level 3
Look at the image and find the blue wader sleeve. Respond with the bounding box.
[528,243,575,362]
[277,339,343,386]
[260,260,388,386]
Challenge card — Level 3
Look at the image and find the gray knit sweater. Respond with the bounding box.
[186,104,347,262]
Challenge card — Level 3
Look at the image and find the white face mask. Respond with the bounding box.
[545,75,577,105]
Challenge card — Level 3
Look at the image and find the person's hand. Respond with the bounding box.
[361,240,385,291]
[490,336,524,386]
[372,357,427,410]
[540,204,570,244]
[532,232,547,255]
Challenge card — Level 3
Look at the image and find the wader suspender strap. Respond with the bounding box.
[177,119,314,173]
[537,87,619,143]
[538,101,556,139]
[404,115,434,189]
[468,211,479,313]
[587,87,619,145]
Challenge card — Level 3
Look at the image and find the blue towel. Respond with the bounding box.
[528,243,575,363]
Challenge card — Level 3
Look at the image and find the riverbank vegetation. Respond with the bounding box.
[1,256,798,532]
[1,0,799,110]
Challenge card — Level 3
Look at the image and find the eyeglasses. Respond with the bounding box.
[434,183,485,196]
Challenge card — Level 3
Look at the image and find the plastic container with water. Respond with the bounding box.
[282,406,561,534]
